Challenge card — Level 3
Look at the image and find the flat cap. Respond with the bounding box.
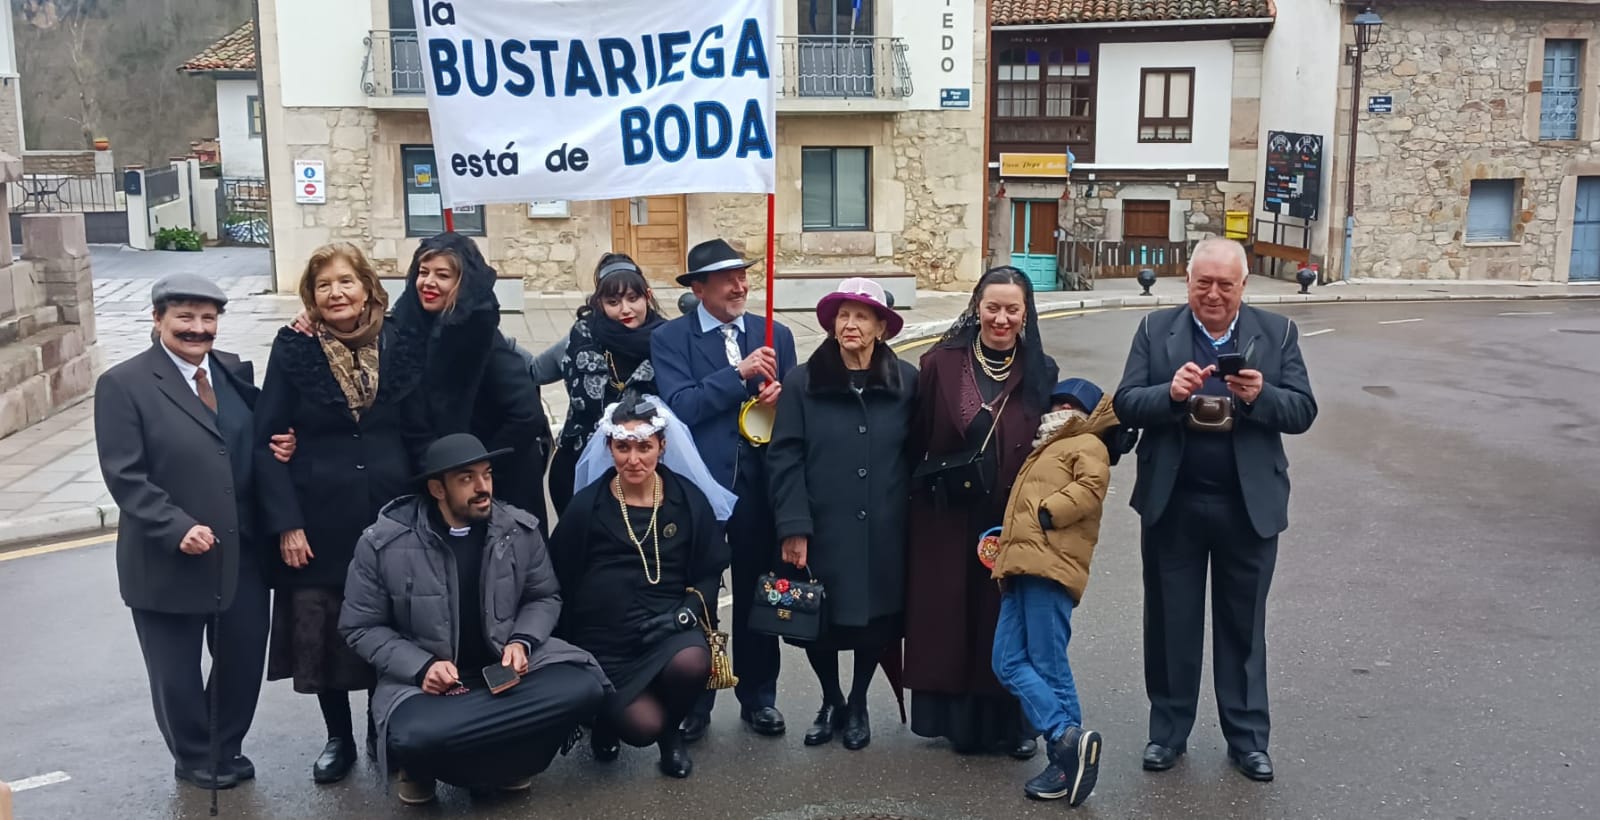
[151,274,228,308]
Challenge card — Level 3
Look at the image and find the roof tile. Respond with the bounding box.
[993,0,1275,26]
[178,22,256,73]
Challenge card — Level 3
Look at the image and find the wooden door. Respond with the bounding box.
[1571,177,1600,282]
[1008,199,1060,291]
[1123,200,1170,240]
[609,195,688,285]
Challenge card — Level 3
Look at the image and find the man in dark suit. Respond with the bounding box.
[95,275,272,790]
[652,238,798,741]
[1112,238,1317,783]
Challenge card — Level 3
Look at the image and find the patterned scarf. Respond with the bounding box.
[317,327,381,419]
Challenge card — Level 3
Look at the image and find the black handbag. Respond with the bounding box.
[747,572,826,643]
[913,393,1010,502]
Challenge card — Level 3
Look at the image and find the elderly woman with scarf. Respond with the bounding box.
[548,253,666,514]
[255,243,430,784]
[388,233,552,530]
[903,267,1060,760]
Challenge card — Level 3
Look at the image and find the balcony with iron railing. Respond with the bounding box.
[360,31,913,113]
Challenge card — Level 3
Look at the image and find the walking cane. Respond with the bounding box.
[208,533,222,817]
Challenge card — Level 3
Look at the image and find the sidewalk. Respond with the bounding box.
[2,273,1595,547]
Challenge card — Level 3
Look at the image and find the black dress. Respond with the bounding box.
[551,468,727,715]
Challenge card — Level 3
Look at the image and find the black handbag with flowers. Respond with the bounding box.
[747,572,827,644]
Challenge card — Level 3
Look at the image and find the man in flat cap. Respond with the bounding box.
[95,275,271,790]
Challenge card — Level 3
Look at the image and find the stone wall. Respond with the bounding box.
[0,211,100,441]
[1337,3,1600,280]
[24,151,99,176]
[0,80,21,160]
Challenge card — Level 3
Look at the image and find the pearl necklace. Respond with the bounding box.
[974,336,1015,382]
[613,474,663,585]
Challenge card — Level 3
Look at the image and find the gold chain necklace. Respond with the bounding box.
[604,351,627,392]
[612,474,663,585]
[973,335,1015,382]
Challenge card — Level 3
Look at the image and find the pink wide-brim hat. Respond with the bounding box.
[816,278,903,340]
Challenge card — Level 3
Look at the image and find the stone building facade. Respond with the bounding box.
[1328,0,1600,281]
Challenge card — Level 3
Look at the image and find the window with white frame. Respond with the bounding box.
[1541,39,1583,141]
[1464,179,1518,243]
[801,147,870,231]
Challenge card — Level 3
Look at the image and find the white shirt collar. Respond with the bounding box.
[697,303,745,335]
[160,342,212,395]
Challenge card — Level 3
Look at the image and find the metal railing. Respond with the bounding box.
[1540,88,1580,140]
[6,171,124,214]
[219,177,270,246]
[779,35,911,100]
[362,29,426,96]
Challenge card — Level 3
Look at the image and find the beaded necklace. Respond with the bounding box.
[612,474,663,585]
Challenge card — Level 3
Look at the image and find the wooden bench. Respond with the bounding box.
[1251,241,1311,277]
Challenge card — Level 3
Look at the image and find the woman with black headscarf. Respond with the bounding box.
[902,267,1059,759]
[388,233,552,529]
[548,253,666,513]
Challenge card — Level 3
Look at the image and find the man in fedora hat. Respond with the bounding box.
[95,274,272,790]
[340,434,609,805]
[652,238,798,741]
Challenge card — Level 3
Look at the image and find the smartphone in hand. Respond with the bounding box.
[1217,353,1246,378]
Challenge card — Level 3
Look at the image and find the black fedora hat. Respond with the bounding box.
[414,434,513,483]
[677,238,753,287]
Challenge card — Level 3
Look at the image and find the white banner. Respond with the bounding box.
[414,0,777,209]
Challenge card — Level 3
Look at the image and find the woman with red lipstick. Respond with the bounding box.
[388,233,553,534]
[902,266,1059,760]
[549,253,666,514]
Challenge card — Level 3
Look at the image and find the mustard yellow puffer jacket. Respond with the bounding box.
[990,395,1120,603]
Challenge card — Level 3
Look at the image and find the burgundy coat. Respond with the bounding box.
[903,343,1055,697]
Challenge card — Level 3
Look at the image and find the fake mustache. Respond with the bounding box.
[471,493,491,505]
[175,332,215,343]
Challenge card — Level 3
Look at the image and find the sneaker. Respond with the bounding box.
[1047,726,1103,807]
[1023,762,1072,800]
[396,770,437,806]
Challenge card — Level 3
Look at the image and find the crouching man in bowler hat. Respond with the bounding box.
[95,274,272,789]
[340,434,609,805]
[651,238,798,741]
[1113,238,1317,783]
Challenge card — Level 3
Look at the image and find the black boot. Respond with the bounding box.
[312,737,357,784]
[841,700,871,751]
[657,733,693,779]
[591,727,620,763]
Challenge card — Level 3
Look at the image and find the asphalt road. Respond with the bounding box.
[3,299,1597,820]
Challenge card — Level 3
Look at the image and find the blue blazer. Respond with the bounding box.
[651,313,798,493]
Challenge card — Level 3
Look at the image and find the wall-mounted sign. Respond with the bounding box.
[999,153,1069,179]
[1367,95,1393,114]
[294,159,325,205]
[528,200,571,219]
[1263,131,1323,221]
[940,88,971,109]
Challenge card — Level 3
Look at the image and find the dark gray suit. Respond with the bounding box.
[1114,304,1316,754]
[95,343,271,771]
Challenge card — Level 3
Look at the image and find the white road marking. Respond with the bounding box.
[9,771,71,792]
[1303,328,1336,337]
[1378,318,1424,325]
[1498,311,1553,316]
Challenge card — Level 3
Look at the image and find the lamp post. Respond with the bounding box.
[1340,6,1384,283]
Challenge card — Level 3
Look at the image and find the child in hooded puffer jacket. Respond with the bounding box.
[990,377,1121,807]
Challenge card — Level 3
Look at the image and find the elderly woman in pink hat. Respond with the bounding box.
[766,278,917,751]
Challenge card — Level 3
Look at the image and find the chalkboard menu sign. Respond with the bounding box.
[1263,131,1324,221]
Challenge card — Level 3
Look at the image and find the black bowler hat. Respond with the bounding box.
[677,238,753,287]
[414,434,512,483]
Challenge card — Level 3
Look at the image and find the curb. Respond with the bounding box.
[4,288,1595,552]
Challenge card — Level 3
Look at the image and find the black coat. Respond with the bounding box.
[254,325,430,588]
[767,340,918,627]
[390,233,552,528]
[95,345,259,613]
[1114,305,1317,538]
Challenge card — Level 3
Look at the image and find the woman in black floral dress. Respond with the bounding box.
[550,254,666,514]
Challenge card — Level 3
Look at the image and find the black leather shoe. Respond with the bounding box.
[678,713,710,744]
[657,737,693,779]
[1142,742,1185,771]
[841,702,871,751]
[312,737,357,784]
[741,706,787,737]
[230,755,255,781]
[1229,750,1274,782]
[590,728,620,763]
[1010,737,1039,760]
[804,702,841,746]
[174,764,238,790]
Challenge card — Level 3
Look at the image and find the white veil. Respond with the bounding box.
[573,393,739,521]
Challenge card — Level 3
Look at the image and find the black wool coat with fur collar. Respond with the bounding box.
[766,340,918,627]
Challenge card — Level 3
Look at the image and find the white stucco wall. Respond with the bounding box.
[1091,40,1235,169]
[217,79,266,178]
[0,1,17,76]
[895,0,979,111]
[272,0,371,107]
[1257,0,1342,255]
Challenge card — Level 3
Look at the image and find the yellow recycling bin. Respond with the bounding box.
[1225,211,1250,240]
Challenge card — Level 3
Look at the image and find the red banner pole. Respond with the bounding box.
[443,208,455,233]
[765,193,775,348]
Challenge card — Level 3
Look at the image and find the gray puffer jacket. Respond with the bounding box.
[340,495,611,778]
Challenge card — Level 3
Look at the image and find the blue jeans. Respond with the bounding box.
[992,576,1080,743]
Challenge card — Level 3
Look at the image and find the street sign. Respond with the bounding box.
[1368,95,1393,114]
[294,160,325,205]
[940,88,971,109]
[1263,131,1324,221]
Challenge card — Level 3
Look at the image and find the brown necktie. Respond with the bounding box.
[194,369,218,413]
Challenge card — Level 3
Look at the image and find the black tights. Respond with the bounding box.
[806,647,882,708]
[608,647,711,748]
[317,690,376,744]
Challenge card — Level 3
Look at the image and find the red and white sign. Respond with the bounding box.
[294,160,326,205]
